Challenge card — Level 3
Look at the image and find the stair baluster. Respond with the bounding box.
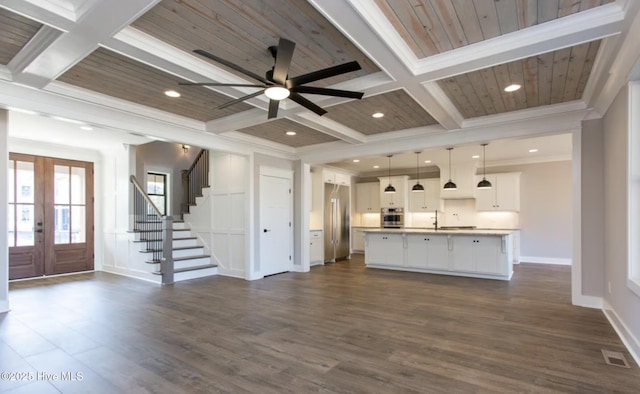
[182,149,209,217]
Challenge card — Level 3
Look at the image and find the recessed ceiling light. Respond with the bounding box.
[504,84,521,92]
[373,165,380,169]
[285,131,297,136]
[165,90,181,98]
[424,160,431,164]
[472,155,480,159]
[529,148,538,153]
[353,159,360,163]
[80,126,93,131]
[372,112,384,118]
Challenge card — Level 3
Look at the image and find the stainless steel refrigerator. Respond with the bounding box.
[324,183,350,262]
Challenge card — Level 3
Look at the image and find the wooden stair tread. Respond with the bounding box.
[151,263,218,275]
[145,255,210,264]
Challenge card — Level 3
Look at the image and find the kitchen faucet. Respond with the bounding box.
[434,210,438,231]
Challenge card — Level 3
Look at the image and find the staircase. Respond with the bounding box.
[133,220,218,282]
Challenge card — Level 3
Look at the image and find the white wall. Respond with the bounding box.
[184,151,248,279]
[602,83,640,361]
[0,109,9,312]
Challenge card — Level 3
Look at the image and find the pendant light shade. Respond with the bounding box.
[443,147,457,190]
[412,151,424,192]
[477,143,492,189]
[384,155,396,193]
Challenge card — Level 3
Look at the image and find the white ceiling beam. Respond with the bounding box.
[0,0,76,31]
[309,0,463,130]
[290,113,366,144]
[10,0,161,88]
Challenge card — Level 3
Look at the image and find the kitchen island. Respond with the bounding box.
[363,228,515,280]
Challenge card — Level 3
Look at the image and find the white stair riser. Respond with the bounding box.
[173,248,205,258]
[174,267,218,282]
[173,222,187,230]
[174,257,212,270]
[134,230,192,241]
[172,231,192,239]
[173,238,198,248]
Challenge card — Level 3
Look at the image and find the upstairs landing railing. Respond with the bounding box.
[182,148,209,216]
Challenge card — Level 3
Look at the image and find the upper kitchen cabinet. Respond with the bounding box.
[476,173,520,211]
[439,165,476,199]
[324,169,350,186]
[409,179,443,212]
[378,176,409,208]
[356,182,380,213]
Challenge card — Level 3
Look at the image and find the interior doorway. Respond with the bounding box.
[8,153,94,280]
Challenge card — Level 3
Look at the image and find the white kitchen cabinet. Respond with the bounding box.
[365,233,404,267]
[323,170,351,186]
[378,175,409,208]
[409,179,443,212]
[439,165,476,199]
[352,227,366,252]
[450,235,506,275]
[475,173,520,211]
[406,234,450,270]
[356,182,380,213]
[310,230,323,265]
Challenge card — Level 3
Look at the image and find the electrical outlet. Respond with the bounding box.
[608,281,612,294]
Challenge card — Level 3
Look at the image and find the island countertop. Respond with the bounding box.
[362,228,516,236]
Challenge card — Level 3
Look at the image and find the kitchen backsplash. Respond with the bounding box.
[351,199,519,229]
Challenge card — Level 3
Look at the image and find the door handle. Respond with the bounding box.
[36,229,43,233]
[263,229,271,233]
[37,221,43,226]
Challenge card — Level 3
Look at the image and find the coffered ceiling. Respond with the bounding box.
[0,0,639,165]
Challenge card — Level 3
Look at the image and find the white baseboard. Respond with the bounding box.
[519,256,572,265]
[0,300,9,313]
[572,294,603,309]
[217,268,245,279]
[603,300,640,367]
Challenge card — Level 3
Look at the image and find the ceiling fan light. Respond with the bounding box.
[477,178,492,189]
[412,183,424,192]
[384,184,396,193]
[264,86,290,100]
[444,180,457,190]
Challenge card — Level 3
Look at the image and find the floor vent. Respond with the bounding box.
[601,349,631,368]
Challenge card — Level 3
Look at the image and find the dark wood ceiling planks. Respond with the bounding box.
[236,118,338,147]
[324,89,439,135]
[438,40,600,118]
[0,8,42,65]
[57,48,253,121]
[131,0,379,87]
[375,0,613,59]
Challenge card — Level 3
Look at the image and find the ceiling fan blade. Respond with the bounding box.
[267,99,280,119]
[286,61,362,87]
[291,86,364,99]
[179,82,267,88]
[216,90,264,110]
[193,49,271,84]
[288,92,327,116]
[272,38,295,85]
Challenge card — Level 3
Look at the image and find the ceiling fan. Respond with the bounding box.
[179,38,365,119]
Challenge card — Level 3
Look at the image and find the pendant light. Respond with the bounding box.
[477,143,492,189]
[443,147,457,190]
[384,155,396,193]
[412,151,424,192]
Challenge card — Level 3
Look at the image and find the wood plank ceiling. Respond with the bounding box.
[438,41,601,118]
[375,0,613,58]
[58,48,253,122]
[0,0,619,150]
[0,8,42,65]
[131,0,379,86]
[324,89,439,135]
[236,118,338,147]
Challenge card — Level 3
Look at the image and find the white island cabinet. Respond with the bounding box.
[364,229,514,280]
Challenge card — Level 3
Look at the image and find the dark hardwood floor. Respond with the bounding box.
[1,255,638,393]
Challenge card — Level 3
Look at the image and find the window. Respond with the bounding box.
[146,172,167,216]
[629,81,640,296]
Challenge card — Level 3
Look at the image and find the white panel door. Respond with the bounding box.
[260,174,292,276]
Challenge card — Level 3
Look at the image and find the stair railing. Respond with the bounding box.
[182,148,209,216]
[130,175,174,284]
